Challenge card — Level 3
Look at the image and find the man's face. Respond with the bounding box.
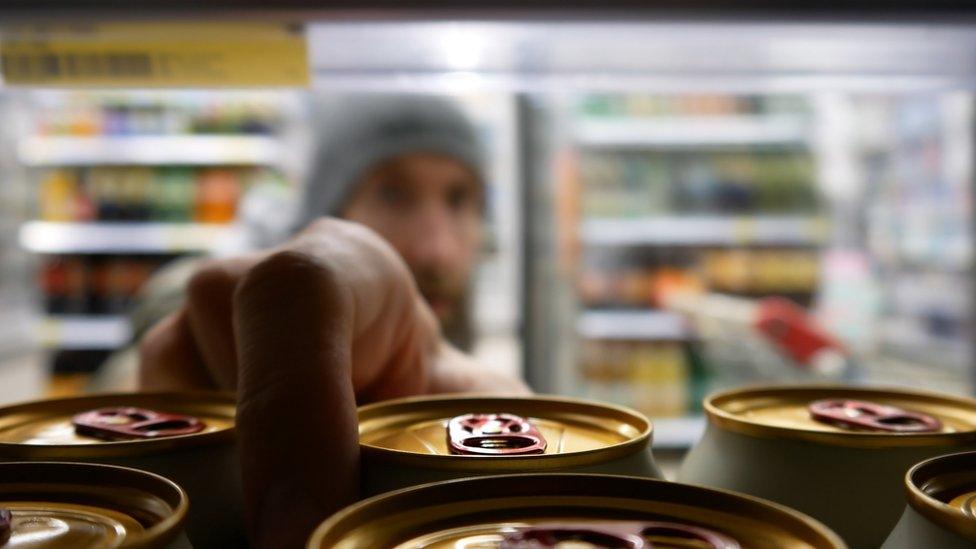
[342,152,484,328]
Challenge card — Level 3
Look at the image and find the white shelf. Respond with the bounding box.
[18,135,282,166]
[580,216,827,246]
[575,115,808,148]
[652,415,706,449]
[38,315,131,350]
[577,310,689,341]
[20,221,235,254]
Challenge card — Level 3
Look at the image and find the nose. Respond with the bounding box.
[404,202,461,270]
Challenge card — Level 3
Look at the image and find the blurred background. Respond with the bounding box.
[0,19,972,450]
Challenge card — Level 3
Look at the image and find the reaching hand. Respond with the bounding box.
[137,218,527,547]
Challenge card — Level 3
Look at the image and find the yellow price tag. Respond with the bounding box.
[38,318,61,347]
[730,217,755,244]
[1,22,309,87]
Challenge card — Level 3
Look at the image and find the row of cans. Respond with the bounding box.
[0,385,974,547]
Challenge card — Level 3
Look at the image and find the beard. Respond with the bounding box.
[414,273,475,352]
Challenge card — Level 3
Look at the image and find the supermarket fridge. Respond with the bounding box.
[501,22,976,448]
[0,15,973,441]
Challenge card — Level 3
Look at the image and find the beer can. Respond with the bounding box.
[358,395,660,496]
[0,392,241,549]
[679,384,976,548]
[308,473,846,548]
[0,461,189,548]
[882,450,976,548]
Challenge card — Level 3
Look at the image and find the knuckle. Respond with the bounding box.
[186,260,236,304]
[235,249,340,305]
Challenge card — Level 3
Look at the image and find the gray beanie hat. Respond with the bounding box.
[293,93,485,231]
[230,93,485,252]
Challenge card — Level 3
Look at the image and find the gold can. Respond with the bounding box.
[0,461,189,548]
[308,473,846,548]
[883,450,976,548]
[679,384,976,548]
[358,395,659,496]
[0,392,241,549]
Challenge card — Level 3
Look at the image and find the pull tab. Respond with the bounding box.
[500,524,644,548]
[640,521,740,549]
[0,507,10,544]
[500,522,740,549]
[72,407,206,441]
[809,399,942,433]
[447,413,546,456]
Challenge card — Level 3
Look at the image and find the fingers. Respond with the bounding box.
[138,310,216,391]
[184,257,258,390]
[290,218,431,396]
[355,297,438,403]
[233,249,360,549]
[429,342,533,396]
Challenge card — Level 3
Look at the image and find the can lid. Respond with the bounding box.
[0,392,235,459]
[905,451,976,542]
[358,395,650,470]
[948,491,976,519]
[705,385,976,448]
[0,461,188,548]
[307,474,844,548]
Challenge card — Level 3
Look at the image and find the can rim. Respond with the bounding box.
[0,461,189,548]
[904,451,976,542]
[357,394,651,470]
[704,384,976,448]
[306,473,846,549]
[0,391,236,458]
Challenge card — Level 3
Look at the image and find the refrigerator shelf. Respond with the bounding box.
[579,216,827,246]
[37,315,131,349]
[20,221,234,254]
[577,310,689,341]
[574,115,808,148]
[18,135,282,166]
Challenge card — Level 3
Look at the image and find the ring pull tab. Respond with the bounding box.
[808,399,942,433]
[500,522,740,549]
[0,507,11,544]
[640,521,741,549]
[500,524,644,548]
[72,407,206,441]
[447,413,546,456]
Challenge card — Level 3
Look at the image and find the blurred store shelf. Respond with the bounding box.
[38,315,131,350]
[19,221,234,254]
[577,310,689,340]
[18,135,282,166]
[579,216,827,246]
[651,415,706,449]
[574,115,808,148]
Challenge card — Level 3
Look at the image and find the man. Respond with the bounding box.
[137,95,527,547]
[94,93,510,390]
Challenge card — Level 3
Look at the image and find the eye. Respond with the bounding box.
[377,182,411,208]
[446,182,479,212]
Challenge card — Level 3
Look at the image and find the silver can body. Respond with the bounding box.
[362,444,660,497]
[98,444,244,549]
[882,504,973,549]
[678,423,966,548]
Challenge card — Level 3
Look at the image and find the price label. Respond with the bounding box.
[37,318,61,347]
[1,22,309,87]
[730,217,755,244]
